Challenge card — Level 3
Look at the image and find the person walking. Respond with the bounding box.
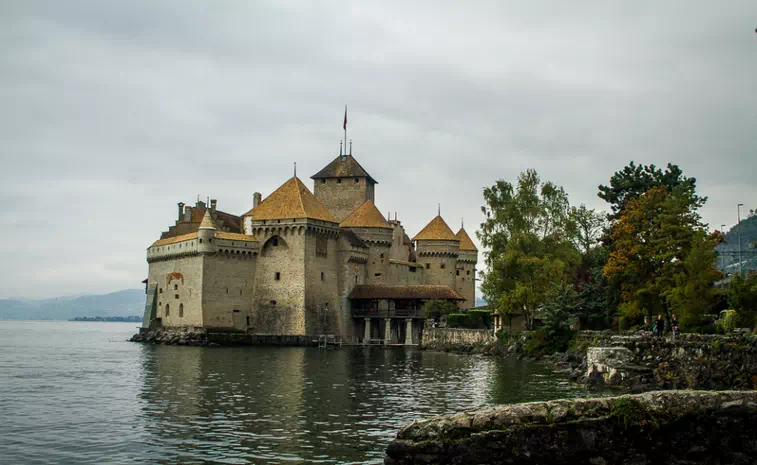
[655,314,665,337]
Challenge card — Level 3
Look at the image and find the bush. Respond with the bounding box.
[422,300,458,320]
[447,313,467,328]
[467,310,491,329]
[720,310,738,333]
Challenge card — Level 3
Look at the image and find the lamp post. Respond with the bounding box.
[737,204,744,277]
[721,224,727,273]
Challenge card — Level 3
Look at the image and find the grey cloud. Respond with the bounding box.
[1,0,755,298]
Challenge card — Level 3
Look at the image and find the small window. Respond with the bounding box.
[380,253,384,259]
[337,178,342,184]
[175,294,179,299]
[159,288,163,294]
[179,303,184,318]
[321,179,326,184]
[246,316,250,326]
[467,270,471,275]
[440,263,446,269]
[275,272,281,281]
[425,263,430,269]
[272,238,278,246]
[355,275,358,283]
[354,178,359,183]
[270,300,277,305]
[375,273,382,277]
[199,239,203,243]
[174,284,178,290]
[165,304,170,317]
[456,270,460,276]
[320,272,324,281]
[226,288,228,294]
[240,289,242,296]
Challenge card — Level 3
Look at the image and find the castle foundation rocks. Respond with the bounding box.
[384,390,757,465]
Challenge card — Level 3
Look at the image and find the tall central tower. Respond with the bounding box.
[311,154,377,223]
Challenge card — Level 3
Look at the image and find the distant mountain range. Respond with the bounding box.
[717,214,757,275]
[0,289,145,321]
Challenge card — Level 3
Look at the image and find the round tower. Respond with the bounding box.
[197,210,217,254]
[339,200,393,284]
[455,227,478,309]
[413,215,459,290]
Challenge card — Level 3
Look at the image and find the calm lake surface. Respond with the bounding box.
[1,321,603,464]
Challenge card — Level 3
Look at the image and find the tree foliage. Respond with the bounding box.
[598,162,703,221]
[478,169,580,329]
[727,274,757,328]
[421,299,458,320]
[603,184,721,326]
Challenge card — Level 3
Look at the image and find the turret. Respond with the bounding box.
[455,226,478,309]
[413,215,459,290]
[197,210,217,254]
[340,200,393,284]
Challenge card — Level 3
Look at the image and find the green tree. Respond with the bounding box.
[603,185,720,327]
[727,274,757,328]
[571,204,606,255]
[478,169,580,329]
[421,299,458,320]
[598,162,703,221]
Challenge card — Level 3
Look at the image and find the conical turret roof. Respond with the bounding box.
[339,200,391,229]
[242,177,337,223]
[412,216,458,241]
[455,228,478,251]
[199,210,216,230]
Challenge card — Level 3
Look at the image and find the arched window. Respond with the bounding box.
[165,304,170,317]
[179,303,184,318]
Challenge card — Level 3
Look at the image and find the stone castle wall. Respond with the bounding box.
[201,253,256,330]
[148,255,204,327]
[314,177,374,223]
[455,255,476,310]
[303,231,343,336]
[250,232,307,335]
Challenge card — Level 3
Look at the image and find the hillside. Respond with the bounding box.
[0,289,145,321]
[717,213,757,275]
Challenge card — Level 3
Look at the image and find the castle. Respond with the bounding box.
[142,150,477,344]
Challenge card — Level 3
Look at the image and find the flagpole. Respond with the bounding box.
[344,105,347,156]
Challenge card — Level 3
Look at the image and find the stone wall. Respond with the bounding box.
[148,255,204,327]
[314,177,374,223]
[421,327,496,353]
[454,258,476,310]
[303,231,342,336]
[580,333,757,391]
[385,390,757,465]
[201,253,256,330]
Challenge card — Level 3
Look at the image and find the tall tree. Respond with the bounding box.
[598,162,703,220]
[478,169,580,329]
[571,204,606,255]
[603,184,719,326]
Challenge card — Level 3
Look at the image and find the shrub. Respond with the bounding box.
[422,300,458,320]
[467,310,491,329]
[720,310,738,333]
[446,313,467,328]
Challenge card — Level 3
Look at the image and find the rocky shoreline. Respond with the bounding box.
[384,390,757,465]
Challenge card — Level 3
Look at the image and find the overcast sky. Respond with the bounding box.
[1,1,755,299]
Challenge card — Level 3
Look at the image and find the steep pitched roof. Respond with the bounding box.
[455,228,478,252]
[199,210,216,229]
[348,284,464,301]
[311,154,377,184]
[242,177,337,223]
[412,215,458,241]
[339,200,391,229]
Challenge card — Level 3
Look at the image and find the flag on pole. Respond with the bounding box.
[343,106,347,130]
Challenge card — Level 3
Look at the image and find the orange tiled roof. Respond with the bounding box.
[339,200,391,229]
[150,232,198,248]
[348,284,464,300]
[412,215,458,241]
[216,232,257,242]
[455,228,478,251]
[242,177,337,223]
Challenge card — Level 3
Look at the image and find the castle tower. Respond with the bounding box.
[413,215,460,290]
[454,227,478,309]
[242,176,342,336]
[197,210,217,254]
[311,154,377,223]
[339,200,393,284]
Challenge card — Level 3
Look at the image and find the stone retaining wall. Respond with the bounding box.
[385,390,757,465]
[129,327,318,346]
[421,327,496,353]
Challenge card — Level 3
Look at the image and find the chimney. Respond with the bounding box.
[183,206,192,222]
[210,199,217,211]
[253,192,262,208]
[177,202,185,221]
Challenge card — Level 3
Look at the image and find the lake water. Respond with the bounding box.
[1,321,602,464]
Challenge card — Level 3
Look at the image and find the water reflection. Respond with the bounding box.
[136,346,601,464]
